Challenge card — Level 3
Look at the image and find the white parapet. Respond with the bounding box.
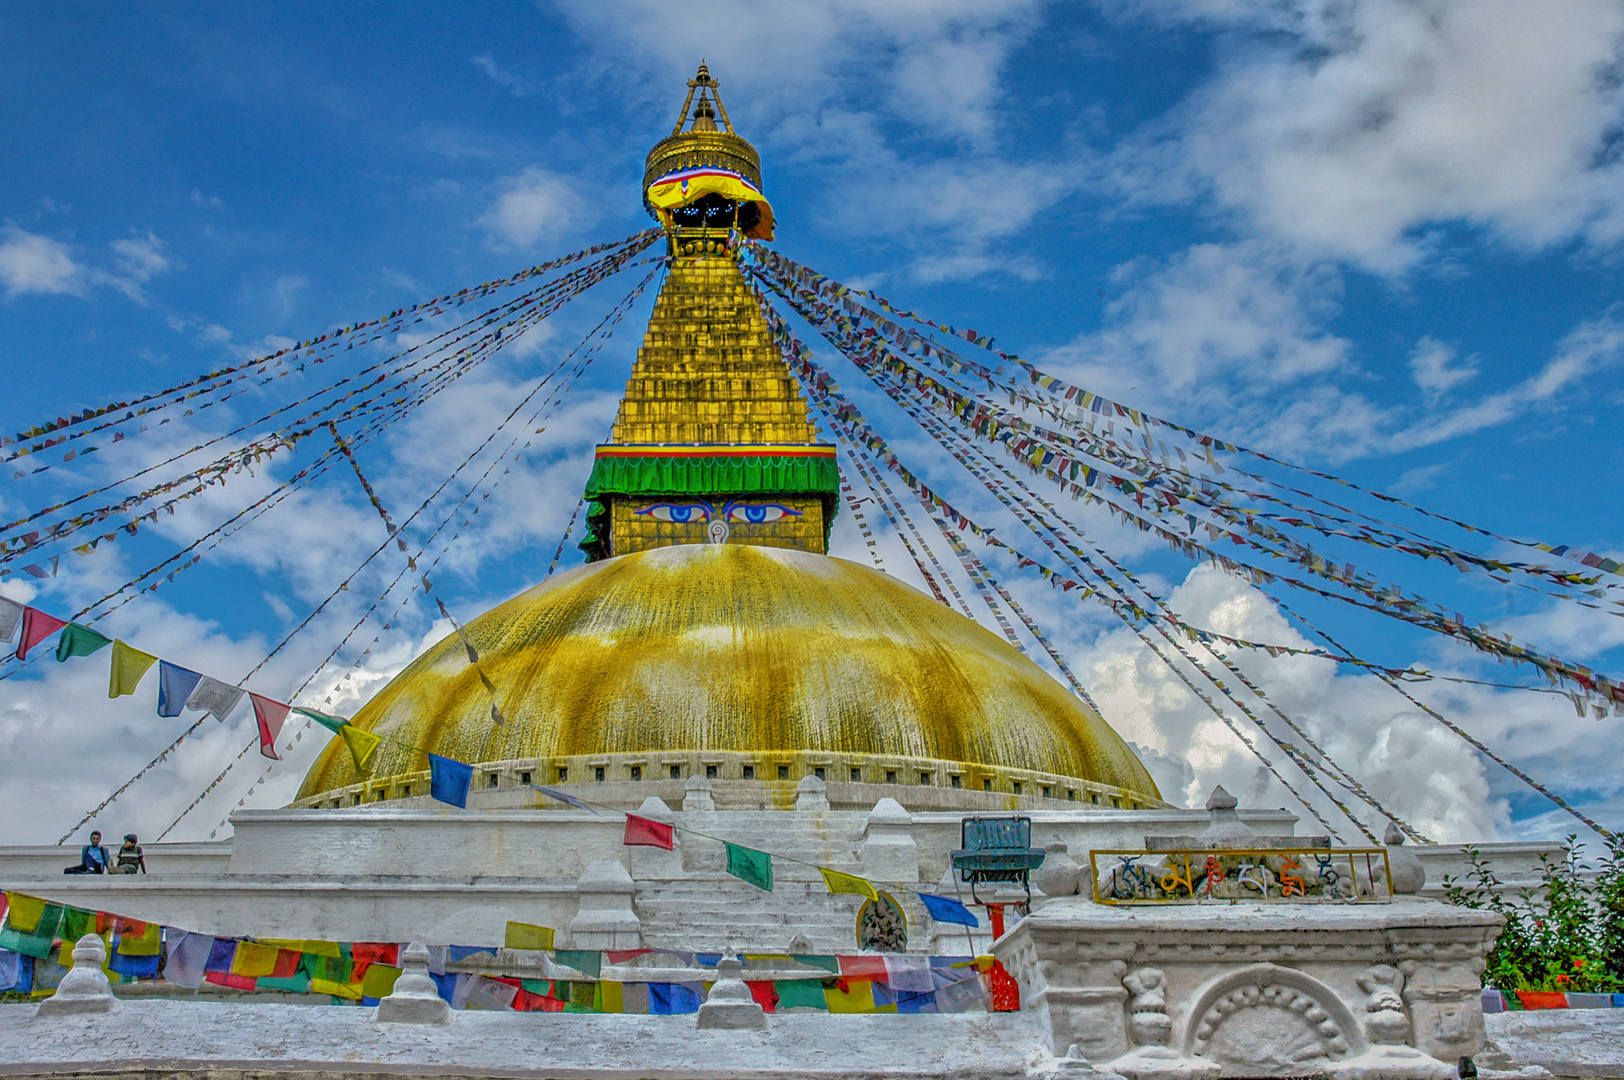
[994,894,1501,1079]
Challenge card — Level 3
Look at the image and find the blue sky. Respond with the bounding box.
[3,1,1624,846]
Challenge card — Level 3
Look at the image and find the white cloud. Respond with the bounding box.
[1407,336,1477,401]
[471,54,534,97]
[1104,0,1624,271]
[0,227,86,297]
[480,168,595,250]
[105,230,178,303]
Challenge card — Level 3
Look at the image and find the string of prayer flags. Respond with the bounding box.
[16,607,66,660]
[157,662,203,718]
[339,725,380,771]
[623,813,675,850]
[504,921,556,951]
[429,754,473,808]
[249,694,290,760]
[725,842,773,892]
[918,893,979,927]
[819,868,877,900]
[186,675,245,722]
[108,640,158,697]
[55,623,110,662]
[0,596,21,643]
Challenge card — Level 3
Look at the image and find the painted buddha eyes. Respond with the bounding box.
[636,501,802,525]
[640,503,711,523]
[727,503,800,524]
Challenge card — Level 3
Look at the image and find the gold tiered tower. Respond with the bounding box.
[580,63,837,560]
[295,65,1164,813]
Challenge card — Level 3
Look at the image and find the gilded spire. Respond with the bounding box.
[580,65,836,561]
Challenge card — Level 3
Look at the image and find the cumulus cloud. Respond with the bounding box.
[1104,0,1624,271]
[480,168,595,250]
[0,227,86,297]
[105,230,178,303]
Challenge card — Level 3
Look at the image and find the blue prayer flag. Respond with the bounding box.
[648,981,703,1014]
[157,661,204,718]
[919,892,979,927]
[429,755,474,808]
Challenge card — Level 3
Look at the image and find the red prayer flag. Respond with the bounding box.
[270,949,301,979]
[205,971,258,990]
[623,813,674,850]
[1516,991,1569,1010]
[351,942,399,977]
[16,607,66,660]
[746,980,779,1012]
[837,955,888,980]
[249,693,290,760]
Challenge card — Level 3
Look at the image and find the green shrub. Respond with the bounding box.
[1444,835,1624,992]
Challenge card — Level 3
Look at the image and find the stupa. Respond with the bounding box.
[292,60,1165,819]
[0,64,1548,1080]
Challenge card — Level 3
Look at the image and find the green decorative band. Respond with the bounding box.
[584,447,840,499]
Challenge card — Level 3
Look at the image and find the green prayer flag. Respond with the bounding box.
[58,906,96,943]
[774,977,831,1010]
[294,707,350,733]
[790,954,840,973]
[725,842,773,892]
[55,623,111,662]
[552,949,601,978]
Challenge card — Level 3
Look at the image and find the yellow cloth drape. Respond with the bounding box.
[339,725,381,771]
[504,921,555,950]
[819,868,877,900]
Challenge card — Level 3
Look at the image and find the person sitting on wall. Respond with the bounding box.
[64,830,109,875]
[112,834,146,875]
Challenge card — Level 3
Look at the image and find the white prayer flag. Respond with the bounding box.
[186,676,246,722]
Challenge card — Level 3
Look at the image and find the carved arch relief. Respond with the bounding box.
[1182,964,1366,1075]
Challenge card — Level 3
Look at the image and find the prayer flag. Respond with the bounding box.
[55,623,111,662]
[311,976,363,1000]
[536,785,594,811]
[504,921,555,951]
[919,892,979,927]
[0,597,21,644]
[623,813,674,850]
[293,706,349,733]
[108,640,158,697]
[58,907,95,943]
[884,955,935,993]
[4,893,45,933]
[774,977,829,1010]
[117,921,161,956]
[725,842,773,892]
[204,938,238,974]
[231,941,280,977]
[17,607,66,660]
[157,661,204,718]
[186,676,245,722]
[820,868,877,900]
[360,963,402,999]
[552,949,601,978]
[249,694,289,760]
[428,754,473,807]
[339,725,381,771]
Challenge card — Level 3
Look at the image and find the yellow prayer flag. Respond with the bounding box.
[117,921,161,956]
[108,640,158,698]
[310,977,364,1000]
[339,725,381,771]
[231,940,280,977]
[5,892,45,933]
[598,980,623,1014]
[819,868,877,900]
[825,978,894,1014]
[360,963,402,999]
[504,920,555,950]
[302,939,343,958]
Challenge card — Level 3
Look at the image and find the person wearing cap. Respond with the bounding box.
[64,830,109,874]
[112,834,146,875]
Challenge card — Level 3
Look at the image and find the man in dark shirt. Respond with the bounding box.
[64,830,109,874]
[113,834,146,875]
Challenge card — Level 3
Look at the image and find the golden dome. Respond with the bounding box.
[297,544,1161,806]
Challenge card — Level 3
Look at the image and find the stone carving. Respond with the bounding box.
[696,951,767,1029]
[376,941,451,1024]
[1186,972,1356,1076]
[1386,821,1427,895]
[569,859,642,949]
[1358,964,1410,1045]
[1124,967,1172,1048]
[37,934,117,1017]
[1028,1044,1128,1080]
[795,774,829,811]
[1401,959,1488,1062]
[1198,785,1256,843]
[857,891,908,952]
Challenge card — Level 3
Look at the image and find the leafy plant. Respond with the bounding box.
[1444,835,1624,992]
